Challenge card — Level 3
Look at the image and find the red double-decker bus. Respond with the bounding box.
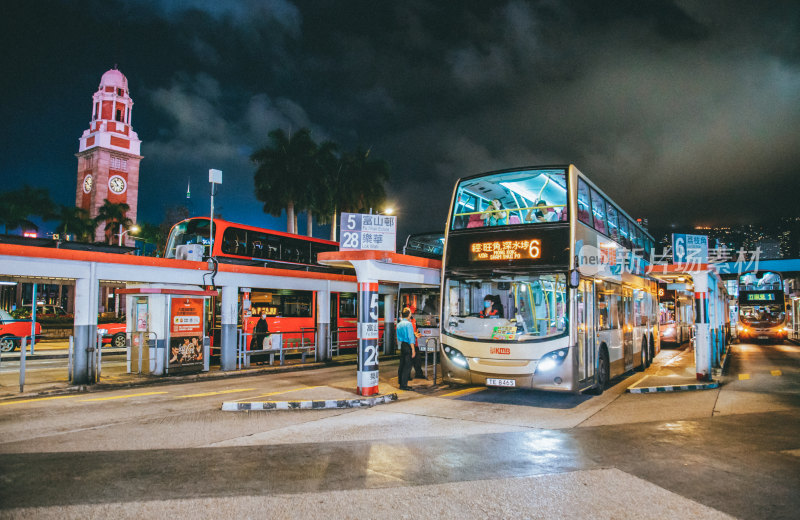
[165,218,383,358]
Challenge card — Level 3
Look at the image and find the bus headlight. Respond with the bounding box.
[442,345,469,369]
[536,347,569,373]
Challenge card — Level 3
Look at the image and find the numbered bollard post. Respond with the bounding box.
[357,281,380,396]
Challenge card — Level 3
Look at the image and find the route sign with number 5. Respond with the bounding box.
[340,212,397,252]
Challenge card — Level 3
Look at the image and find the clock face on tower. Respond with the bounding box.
[109,175,127,194]
[83,174,93,193]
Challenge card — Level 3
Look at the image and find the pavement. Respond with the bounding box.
[626,342,726,393]
[0,338,713,405]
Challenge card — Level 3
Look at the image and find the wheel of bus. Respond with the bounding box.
[112,333,126,348]
[589,347,609,395]
[636,337,650,371]
[0,335,17,352]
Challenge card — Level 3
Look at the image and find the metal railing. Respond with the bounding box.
[238,328,318,368]
[330,326,358,356]
[421,336,440,384]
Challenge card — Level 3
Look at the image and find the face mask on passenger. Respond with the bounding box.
[484,301,491,309]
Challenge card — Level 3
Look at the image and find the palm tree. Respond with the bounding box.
[313,147,390,241]
[0,185,53,234]
[95,199,132,244]
[345,147,389,213]
[53,205,97,242]
[252,128,319,235]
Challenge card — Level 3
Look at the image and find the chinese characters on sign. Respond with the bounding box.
[672,234,708,264]
[168,297,206,371]
[339,213,397,252]
[469,239,541,261]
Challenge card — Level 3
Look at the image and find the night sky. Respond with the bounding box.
[1,0,798,243]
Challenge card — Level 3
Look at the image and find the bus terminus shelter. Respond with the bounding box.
[650,263,732,380]
[317,250,441,395]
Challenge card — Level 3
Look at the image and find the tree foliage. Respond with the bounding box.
[0,185,54,234]
[53,205,97,242]
[252,128,390,240]
[94,199,132,244]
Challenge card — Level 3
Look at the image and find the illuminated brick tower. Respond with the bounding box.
[75,68,142,244]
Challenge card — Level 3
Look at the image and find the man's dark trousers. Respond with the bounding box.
[398,341,412,387]
[412,341,425,378]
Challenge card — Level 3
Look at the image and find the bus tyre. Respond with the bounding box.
[589,348,609,395]
[637,338,650,371]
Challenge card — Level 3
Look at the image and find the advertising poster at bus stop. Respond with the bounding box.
[168,297,205,372]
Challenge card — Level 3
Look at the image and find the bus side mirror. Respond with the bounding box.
[568,269,580,289]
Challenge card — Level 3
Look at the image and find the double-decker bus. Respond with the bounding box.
[658,286,694,347]
[441,165,659,394]
[737,271,788,342]
[165,217,339,271]
[402,231,445,259]
[165,217,376,358]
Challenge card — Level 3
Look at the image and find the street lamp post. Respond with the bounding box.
[209,169,223,259]
[118,224,140,246]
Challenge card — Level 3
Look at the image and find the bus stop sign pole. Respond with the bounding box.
[357,281,380,396]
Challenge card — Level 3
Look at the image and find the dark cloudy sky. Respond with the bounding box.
[1,0,798,242]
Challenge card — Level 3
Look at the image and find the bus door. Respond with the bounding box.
[576,279,595,382]
[622,287,634,370]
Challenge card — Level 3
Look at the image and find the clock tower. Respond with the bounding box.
[75,68,142,244]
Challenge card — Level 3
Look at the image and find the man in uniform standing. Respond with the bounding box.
[396,308,416,390]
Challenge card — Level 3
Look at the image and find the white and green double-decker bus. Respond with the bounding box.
[441,165,659,394]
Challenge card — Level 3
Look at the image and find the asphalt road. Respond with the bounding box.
[0,341,797,519]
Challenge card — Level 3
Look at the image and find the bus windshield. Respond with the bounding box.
[740,304,784,326]
[165,219,210,258]
[450,168,567,230]
[444,273,567,341]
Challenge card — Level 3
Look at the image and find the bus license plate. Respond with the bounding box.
[487,378,515,387]
[758,335,768,340]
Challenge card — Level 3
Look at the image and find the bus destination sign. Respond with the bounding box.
[745,293,775,302]
[470,239,541,262]
[446,227,569,268]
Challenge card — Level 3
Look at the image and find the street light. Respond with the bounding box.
[118,224,140,246]
[209,169,223,259]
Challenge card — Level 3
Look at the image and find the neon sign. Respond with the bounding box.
[470,239,541,261]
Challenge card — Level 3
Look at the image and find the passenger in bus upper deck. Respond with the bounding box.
[526,200,556,223]
[481,199,507,226]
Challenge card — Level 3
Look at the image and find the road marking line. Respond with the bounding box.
[441,387,487,398]
[80,391,168,402]
[0,395,77,406]
[176,388,256,399]
[771,370,782,376]
[235,386,321,401]
[738,374,750,380]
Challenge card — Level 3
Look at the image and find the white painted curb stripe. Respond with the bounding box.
[221,393,398,411]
